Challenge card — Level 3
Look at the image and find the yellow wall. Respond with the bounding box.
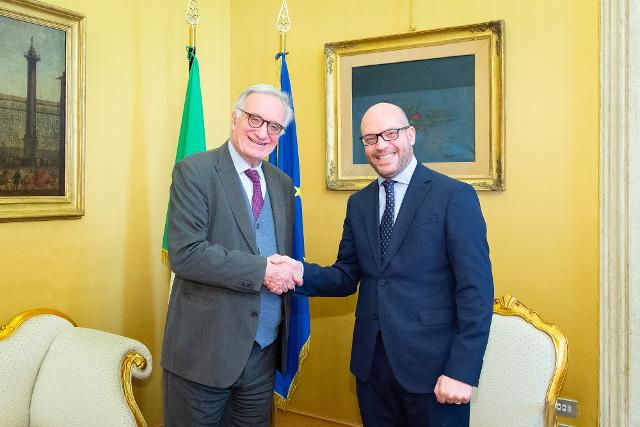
[230,1,599,426]
[1,0,598,425]
[0,0,230,424]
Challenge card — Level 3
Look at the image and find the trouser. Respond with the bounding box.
[356,333,470,426]
[163,341,277,427]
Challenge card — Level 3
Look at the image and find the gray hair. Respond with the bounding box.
[233,84,293,128]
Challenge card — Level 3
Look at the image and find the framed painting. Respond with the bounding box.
[0,0,85,221]
[325,21,504,191]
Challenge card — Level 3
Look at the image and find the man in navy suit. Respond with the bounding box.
[276,102,494,425]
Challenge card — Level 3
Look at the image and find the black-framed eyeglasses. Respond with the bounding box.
[359,126,410,146]
[237,108,284,136]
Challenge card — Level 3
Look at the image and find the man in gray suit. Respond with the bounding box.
[162,84,303,426]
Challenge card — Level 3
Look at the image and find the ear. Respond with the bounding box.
[407,126,417,146]
[231,110,238,130]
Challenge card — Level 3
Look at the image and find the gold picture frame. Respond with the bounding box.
[325,21,504,191]
[0,0,85,221]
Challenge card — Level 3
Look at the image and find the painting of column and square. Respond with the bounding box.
[0,0,85,221]
[325,21,505,191]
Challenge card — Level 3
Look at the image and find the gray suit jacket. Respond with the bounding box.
[161,142,294,388]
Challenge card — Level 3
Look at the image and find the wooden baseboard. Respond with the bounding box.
[274,407,362,427]
[151,407,361,427]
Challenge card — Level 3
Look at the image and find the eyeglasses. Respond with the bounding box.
[359,126,410,146]
[237,108,285,136]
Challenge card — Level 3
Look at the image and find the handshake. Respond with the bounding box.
[263,255,304,295]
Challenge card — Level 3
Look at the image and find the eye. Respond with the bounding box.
[381,130,399,140]
[267,123,282,134]
[248,115,263,127]
[363,135,378,145]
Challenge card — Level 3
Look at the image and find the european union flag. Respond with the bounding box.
[271,52,310,408]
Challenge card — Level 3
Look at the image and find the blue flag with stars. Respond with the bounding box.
[271,52,310,408]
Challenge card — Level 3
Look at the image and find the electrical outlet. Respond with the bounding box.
[556,398,578,418]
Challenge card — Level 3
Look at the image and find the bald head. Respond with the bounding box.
[360,102,416,179]
[360,103,410,135]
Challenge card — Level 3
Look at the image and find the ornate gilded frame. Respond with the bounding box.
[1,309,148,427]
[493,295,569,427]
[0,0,85,221]
[325,21,504,191]
[121,351,149,427]
[0,307,76,338]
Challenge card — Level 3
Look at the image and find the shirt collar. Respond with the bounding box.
[228,141,263,176]
[377,156,418,186]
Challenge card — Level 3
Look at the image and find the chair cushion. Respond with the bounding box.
[470,314,555,426]
[30,327,152,427]
[0,314,73,427]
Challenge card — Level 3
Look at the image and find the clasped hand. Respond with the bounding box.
[434,375,472,405]
[263,255,303,295]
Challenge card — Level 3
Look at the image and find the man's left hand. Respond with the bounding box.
[433,375,472,405]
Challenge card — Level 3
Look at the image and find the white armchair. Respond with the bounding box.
[0,308,152,427]
[470,295,568,427]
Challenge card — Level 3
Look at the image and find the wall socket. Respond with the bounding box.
[556,398,578,418]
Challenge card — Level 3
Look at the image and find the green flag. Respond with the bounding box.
[162,47,206,264]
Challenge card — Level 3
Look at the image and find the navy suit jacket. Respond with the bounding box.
[300,164,494,393]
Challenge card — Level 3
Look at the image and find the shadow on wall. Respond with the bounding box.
[122,2,158,423]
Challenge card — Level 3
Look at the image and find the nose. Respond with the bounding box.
[254,122,269,138]
[372,135,389,148]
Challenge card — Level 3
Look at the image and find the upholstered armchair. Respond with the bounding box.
[470,295,568,427]
[0,309,152,427]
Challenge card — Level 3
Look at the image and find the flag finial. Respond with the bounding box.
[185,0,200,50]
[276,0,290,54]
[276,0,290,33]
[185,0,200,26]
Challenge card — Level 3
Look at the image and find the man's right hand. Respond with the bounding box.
[264,255,303,295]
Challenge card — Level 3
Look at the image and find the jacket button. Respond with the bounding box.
[372,313,379,320]
[378,279,386,286]
[250,312,258,318]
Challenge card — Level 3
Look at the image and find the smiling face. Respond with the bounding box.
[230,92,287,167]
[361,103,416,179]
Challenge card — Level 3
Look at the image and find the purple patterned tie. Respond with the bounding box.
[245,169,264,220]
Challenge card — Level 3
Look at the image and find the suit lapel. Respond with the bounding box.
[263,162,287,254]
[363,181,383,271]
[215,142,259,254]
[381,165,433,270]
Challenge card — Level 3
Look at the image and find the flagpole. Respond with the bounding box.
[185,0,200,70]
[189,24,196,51]
[276,0,290,54]
[162,0,205,267]
[272,0,291,166]
[272,0,310,410]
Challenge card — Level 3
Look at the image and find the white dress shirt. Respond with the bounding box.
[377,156,418,224]
[228,141,266,200]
